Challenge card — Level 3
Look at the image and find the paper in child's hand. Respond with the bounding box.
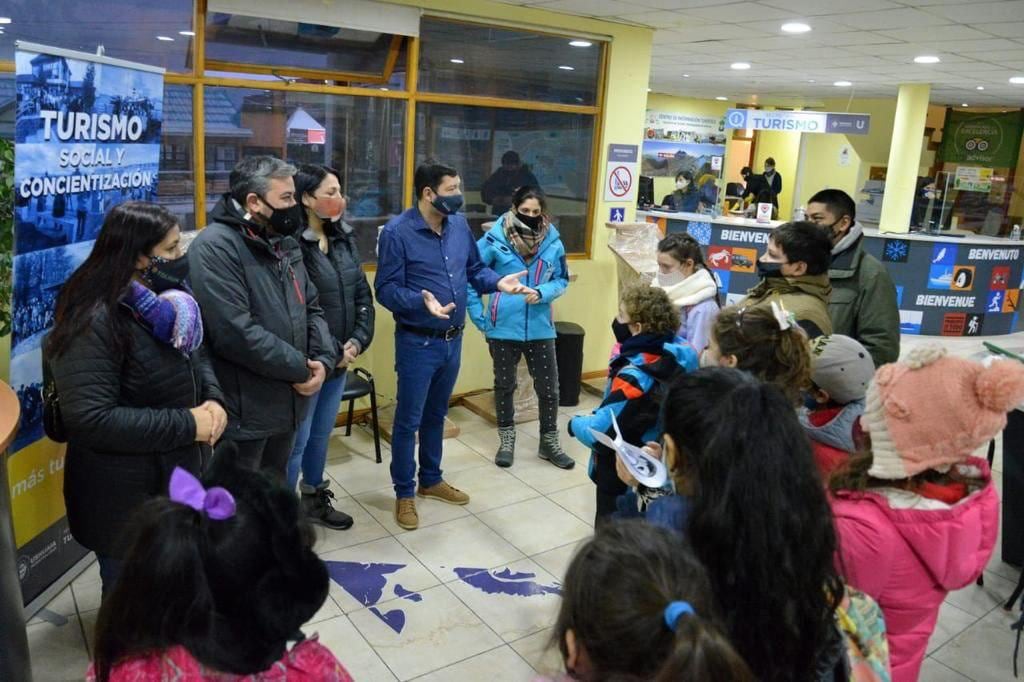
[588,412,668,489]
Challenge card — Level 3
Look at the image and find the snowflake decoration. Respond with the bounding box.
[687,221,712,246]
[884,240,909,262]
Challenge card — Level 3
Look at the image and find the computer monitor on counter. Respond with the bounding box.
[637,175,654,208]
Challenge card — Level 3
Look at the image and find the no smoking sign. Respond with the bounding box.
[604,143,639,202]
[608,165,633,198]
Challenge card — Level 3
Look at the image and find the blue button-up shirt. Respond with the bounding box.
[376,207,501,330]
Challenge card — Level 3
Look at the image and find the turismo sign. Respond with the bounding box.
[725,109,871,136]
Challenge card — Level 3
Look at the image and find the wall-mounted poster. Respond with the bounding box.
[643,109,728,178]
[940,110,1024,168]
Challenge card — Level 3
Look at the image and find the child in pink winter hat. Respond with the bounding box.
[830,344,1024,682]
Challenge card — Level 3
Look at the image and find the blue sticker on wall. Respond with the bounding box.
[895,285,904,307]
[899,310,922,335]
[687,220,713,246]
[931,244,956,266]
[988,290,1006,313]
[884,239,910,263]
[712,269,731,293]
[928,265,954,290]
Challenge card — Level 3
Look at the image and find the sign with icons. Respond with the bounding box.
[609,207,625,223]
[604,144,638,202]
[725,109,871,135]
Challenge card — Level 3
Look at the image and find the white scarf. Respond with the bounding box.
[832,221,864,256]
[653,267,717,308]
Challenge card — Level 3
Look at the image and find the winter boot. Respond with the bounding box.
[300,480,354,530]
[495,426,516,468]
[539,432,575,470]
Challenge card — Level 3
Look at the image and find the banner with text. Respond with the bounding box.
[724,109,871,135]
[10,42,164,605]
[940,110,1024,168]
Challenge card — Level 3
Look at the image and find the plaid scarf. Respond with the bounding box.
[502,210,549,259]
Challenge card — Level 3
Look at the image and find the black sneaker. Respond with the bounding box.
[301,483,354,530]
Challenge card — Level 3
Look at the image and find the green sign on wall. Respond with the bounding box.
[940,110,1024,167]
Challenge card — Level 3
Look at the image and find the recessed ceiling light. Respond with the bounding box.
[731,62,751,70]
[558,65,575,71]
[834,80,853,87]
[977,86,985,90]
[683,74,690,78]
[0,17,11,24]
[569,40,592,48]
[380,87,389,91]
[914,55,940,64]
[961,103,969,107]
[450,58,464,64]
[156,35,174,41]
[808,79,816,83]
[179,30,195,36]
[647,88,652,92]
[1011,76,1024,84]
[781,22,811,34]
[715,96,728,101]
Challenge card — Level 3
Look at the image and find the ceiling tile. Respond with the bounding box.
[875,25,994,42]
[615,9,712,27]
[969,21,1024,38]
[822,31,905,47]
[942,38,1023,53]
[531,0,651,17]
[759,0,904,14]
[924,1,1024,24]
[631,0,723,8]
[683,2,795,22]
[831,8,953,30]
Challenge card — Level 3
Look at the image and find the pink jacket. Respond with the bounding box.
[831,457,999,682]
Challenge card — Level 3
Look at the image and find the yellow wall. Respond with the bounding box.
[753,130,801,219]
[796,133,863,209]
[351,0,653,408]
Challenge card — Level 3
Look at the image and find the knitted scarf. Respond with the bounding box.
[502,210,549,259]
[122,280,204,356]
[653,267,718,308]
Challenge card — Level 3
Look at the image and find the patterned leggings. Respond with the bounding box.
[488,339,559,433]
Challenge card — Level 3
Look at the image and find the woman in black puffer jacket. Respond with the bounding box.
[286,165,374,530]
[46,203,226,596]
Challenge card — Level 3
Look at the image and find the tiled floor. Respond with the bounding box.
[24,332,1024,681]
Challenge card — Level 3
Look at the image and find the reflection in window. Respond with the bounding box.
[202,87,405,263]
[415,103,594,253]
[159,84,196,230]
[0,0,194,71]
[0,73,13,140]
[418,18,601,106]
[205,12,403,82]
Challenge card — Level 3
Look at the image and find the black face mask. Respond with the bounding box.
[612,318,632,343]
[260,196,304,237]
[516,212,542,230]
[756,260,785,279]
[143,254,190,293]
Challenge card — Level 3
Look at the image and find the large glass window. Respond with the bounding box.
[159,84,196,231]
[203,87,405,262]
[415,103,594,253]
[0,73,13,140]
[418,18,602,106]
[0,0,194,72]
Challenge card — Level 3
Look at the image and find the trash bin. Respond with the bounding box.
[555,321,585,407]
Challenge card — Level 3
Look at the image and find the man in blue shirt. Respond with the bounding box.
[376,162,529,530]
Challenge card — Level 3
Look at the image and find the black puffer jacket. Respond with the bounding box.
[51,305,223,558]
[298,222,374,378]
[189,196,335,441]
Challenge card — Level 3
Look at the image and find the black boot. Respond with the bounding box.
[300,481,354,530]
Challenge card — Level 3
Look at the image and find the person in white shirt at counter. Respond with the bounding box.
[806,189,900,367]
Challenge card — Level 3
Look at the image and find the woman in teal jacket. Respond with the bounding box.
[468,186,573,470]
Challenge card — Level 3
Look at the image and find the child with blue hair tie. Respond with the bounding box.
[534,520,753,682]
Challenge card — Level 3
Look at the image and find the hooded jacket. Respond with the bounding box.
[467,218,569,342]
[570,334,698,495]
[188,195,335,441]
[741,273,833,338]
[831,458,999,682]
[829,225,901,367]
[298,221,375,378]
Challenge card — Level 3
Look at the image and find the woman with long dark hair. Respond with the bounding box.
[46,202,226,595]
[286,165,374,530]
[659,368,849,681]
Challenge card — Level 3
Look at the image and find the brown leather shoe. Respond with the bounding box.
[416,481,470,506]
[395,498,419,530]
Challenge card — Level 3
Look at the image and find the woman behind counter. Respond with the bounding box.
[46,202,226,596]
[661,171,701,213]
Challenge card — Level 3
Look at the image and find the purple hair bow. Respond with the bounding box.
[169,467,236,520]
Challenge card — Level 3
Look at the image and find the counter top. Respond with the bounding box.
[637,209,1022,247]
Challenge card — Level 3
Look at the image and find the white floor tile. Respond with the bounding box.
[447,558,562,643]
[348,584,502,681]
[928,602,979,655]
[412,645,537,682]
[325,451,394,497]
[478,498,593,556]
[311,499,391,554]
[503,450,593,495]
[509,627,564,677]
[446,463,542,514]
[27,616,91,682]
[72,577,102,614]
[354,486,472,535]
[944,570,1017,618]
[932,607,1020,680]
[313,615,398,681]
[530,541,584,583]
[396,516,525,583]
[918,657,972,681]
[320,537,440,614]
[547,483,597,526]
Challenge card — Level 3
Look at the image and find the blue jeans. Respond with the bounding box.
[287,372,348,491]
[392,330,462,498]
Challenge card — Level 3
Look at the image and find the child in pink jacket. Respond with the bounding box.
[830,346,1024,682]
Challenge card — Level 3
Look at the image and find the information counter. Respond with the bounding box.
[638,209,1024,337]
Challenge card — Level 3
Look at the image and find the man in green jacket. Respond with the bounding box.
[741,221,834,339]
[807,189,900,367]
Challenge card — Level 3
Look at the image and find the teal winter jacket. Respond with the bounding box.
[468,218,569,341]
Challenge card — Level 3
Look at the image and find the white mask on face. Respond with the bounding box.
[657,270,686,287]
[676,180,689,190]
[699,348,715,368]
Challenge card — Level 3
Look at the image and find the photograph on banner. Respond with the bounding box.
[641,140,726,178]
[10,43,165,606]
[14,48,162,255]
